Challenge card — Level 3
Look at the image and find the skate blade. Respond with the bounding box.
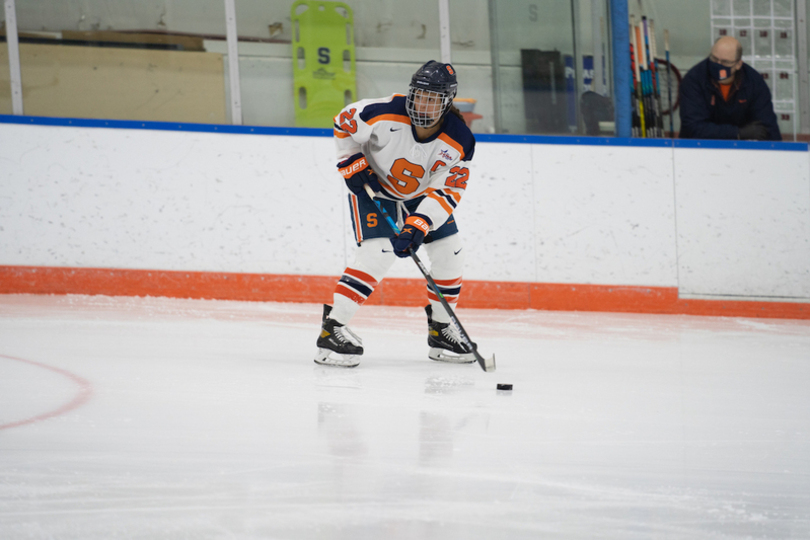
[314,348,360,368]
[429,347,477,364]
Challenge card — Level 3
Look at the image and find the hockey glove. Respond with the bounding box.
[337,153,382,195]
[390,214,432,258]
[738,121,768,140]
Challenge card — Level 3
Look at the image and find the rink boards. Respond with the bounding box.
[0,116,808,318]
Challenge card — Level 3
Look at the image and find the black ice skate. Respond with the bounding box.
[425,305,476,364]
[314,304,363,368]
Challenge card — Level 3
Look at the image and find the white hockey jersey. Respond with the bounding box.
[333,94,475,230]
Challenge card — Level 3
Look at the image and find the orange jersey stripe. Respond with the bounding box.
[427,191,454,215]
[333,129,351,139]
[437,133,465,160]
[367,114,411,126]
[439,188,462,203]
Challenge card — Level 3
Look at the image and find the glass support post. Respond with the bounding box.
[224,0,243,125]
[487,0,502,133]
[592,0,608,96]
[609,0,631,136]
[3,0,23,115]
[798,0,809,134]
[571,0,583,133]
[439,0,452,64]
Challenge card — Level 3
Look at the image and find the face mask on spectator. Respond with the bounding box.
[708,59,734,81]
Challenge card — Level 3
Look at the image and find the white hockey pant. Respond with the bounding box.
[330,234,465,325]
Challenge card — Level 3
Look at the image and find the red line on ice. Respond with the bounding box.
[0,353,93,430]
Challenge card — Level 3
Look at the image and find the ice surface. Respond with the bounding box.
[1,294,809,539]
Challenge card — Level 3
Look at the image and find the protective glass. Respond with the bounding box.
[406,87,452,127]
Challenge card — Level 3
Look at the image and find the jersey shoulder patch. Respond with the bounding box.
[358,95,409,125]
[439,114,476,161]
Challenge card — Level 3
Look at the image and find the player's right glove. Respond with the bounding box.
[337,153,382,195]
[738,121,768,140]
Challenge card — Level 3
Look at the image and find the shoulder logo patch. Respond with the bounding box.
[439,149,452,161]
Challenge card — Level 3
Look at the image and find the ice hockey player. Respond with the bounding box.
[314,60,477,368]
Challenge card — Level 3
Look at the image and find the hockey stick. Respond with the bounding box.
[642,17,660,138]
[664,29,674,136]
[362,184,496,372]
[649,20,664,138]
[629,33,640,137]
[631,17,646,138]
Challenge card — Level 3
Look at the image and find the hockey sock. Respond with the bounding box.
[424,234,465,324]
[330,238,395,324]
[427,284,459,324]
[332,268,377,323]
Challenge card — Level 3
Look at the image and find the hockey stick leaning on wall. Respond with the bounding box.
[362,184,496,373]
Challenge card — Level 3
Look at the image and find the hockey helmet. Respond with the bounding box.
[406,60,458,127]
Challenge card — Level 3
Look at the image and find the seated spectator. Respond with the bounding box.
[679,36,781,140]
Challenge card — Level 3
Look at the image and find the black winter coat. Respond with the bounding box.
[678,59,781,140]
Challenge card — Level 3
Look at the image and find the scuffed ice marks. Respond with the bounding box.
[423,375,475,395]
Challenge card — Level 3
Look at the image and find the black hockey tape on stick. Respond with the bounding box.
[362,184,495,373]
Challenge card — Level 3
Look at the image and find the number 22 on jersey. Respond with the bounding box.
[445,166,469,189]
[338,108,358,134]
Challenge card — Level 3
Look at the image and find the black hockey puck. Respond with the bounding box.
[496,383,513,391]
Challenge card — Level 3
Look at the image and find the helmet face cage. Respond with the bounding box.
[405,60,458,128]
[406,87,455,128]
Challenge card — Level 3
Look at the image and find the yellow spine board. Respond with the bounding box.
[291,0,357,128]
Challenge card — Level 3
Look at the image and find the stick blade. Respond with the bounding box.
[474,351,496,372]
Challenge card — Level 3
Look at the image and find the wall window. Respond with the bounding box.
[2,0,808,139]
[5,0,228,123]
[627,0,808,140]
[0,34,10,114]
[233,0,441,127]
[478,0,614,136]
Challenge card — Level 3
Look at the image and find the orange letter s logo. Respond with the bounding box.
[387,158,425,195]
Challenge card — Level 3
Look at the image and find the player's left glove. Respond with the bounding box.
[390,214,432,257]
[337,153,381,195]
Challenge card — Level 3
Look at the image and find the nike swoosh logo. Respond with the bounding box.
[454,248,463,255]
[390,127,401,132]
[382,249,393,253]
